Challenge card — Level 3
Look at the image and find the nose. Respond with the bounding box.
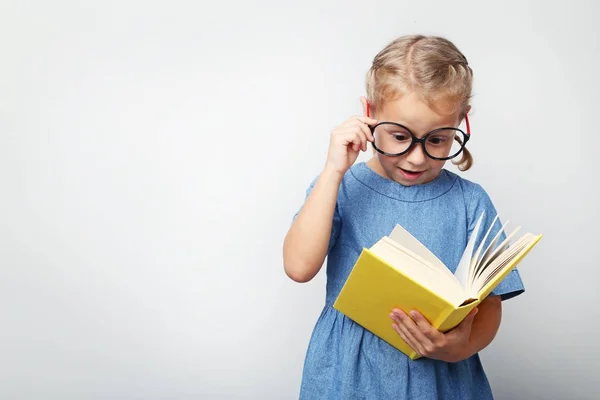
[405,143,428,166]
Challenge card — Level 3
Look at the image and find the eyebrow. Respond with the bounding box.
[381,119,458,136]
[380,121,437,137]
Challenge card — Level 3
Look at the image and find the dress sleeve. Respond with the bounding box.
[467,183,525,301]
[292,175,342,254]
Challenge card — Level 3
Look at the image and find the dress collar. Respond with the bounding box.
[348,162,458,202]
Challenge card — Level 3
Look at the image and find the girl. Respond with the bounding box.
[283,35,524,399]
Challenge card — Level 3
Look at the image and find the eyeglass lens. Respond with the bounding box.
[372,124,466,159]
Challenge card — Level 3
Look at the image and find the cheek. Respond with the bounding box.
[378,154,400,170]
[428,159,446,171]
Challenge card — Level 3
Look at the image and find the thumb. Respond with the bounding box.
[458,308,478,332]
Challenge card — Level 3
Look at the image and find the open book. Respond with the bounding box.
[333,213,542,360]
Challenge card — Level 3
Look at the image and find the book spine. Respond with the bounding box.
[433,305,457,332]
[436,301,480,333]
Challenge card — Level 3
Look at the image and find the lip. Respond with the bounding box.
[398,167,425,181]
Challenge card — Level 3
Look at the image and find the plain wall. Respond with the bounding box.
[1,0,598,399]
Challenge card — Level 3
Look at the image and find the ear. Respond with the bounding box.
[464,105,471,118]
[360,96,370,117]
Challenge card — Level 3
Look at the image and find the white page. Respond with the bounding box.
[388,224,448,271]
[467,216,504,293]
[370,238,466,306]
[383,232,457,282]
[454,212,484,290]
[471,221,510,281]
[474,226,522,284]
[472,233,533,293]
[470,215,500,273]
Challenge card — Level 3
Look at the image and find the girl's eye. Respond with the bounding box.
[427,136,447,145]
[392,133,411,142]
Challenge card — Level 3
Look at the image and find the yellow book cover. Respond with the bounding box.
[333,213,542,360]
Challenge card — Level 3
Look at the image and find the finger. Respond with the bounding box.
[355,115,378,126]
[354,130,368,152]
[352,119,375,142]
[340,129,367,152]
[339,115,376,130]
[336,127,369,152]
[447,308,478,338]
[410,311,441,342]
[337,116,376,143]
[391,315,424,355]
[456,308,478,333]
[392,323,421,355]
[393,309,433,349]
[336,129,363,149]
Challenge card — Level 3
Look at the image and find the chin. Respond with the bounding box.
[372,157,442,186]
[388,167,439,186]
[395,176,426,186]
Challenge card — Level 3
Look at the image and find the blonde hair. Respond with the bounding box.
[366,35,473,171]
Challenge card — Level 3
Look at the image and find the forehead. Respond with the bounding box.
[377,92,459,132]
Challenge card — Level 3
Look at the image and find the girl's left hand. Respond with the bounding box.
[390,308,478,363]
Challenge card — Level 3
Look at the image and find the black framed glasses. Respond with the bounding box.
[369,116,471,160]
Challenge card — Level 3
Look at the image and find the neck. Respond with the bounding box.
[366,156,389,179]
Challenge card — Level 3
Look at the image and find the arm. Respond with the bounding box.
[283,165,343,283]
[464,295,502,357]
[283,110,377,283]
[390,295,502,363]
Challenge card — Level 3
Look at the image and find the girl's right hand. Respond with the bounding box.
[325,115,378,175]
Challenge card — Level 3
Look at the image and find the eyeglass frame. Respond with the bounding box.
[368,114,471,161]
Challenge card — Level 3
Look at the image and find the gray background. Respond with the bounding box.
[1,0,598,399]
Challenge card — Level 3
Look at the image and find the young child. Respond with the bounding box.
[283,34,525,399]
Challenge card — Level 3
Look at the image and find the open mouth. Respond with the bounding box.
[399,167,425,180]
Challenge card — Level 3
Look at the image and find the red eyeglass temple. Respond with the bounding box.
[366,101,471,136]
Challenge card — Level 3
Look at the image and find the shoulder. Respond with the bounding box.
[439,170,501,232]
[305,163,375,194]
[298,165,372,212]
[445,170,483,196]
[303,164,364,193]
[448,173,504,238]
[443,170,495,210]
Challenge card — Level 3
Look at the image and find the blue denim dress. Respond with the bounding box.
[293,162,524,399]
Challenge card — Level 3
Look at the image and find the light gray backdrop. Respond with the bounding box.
[1,0,598,399]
